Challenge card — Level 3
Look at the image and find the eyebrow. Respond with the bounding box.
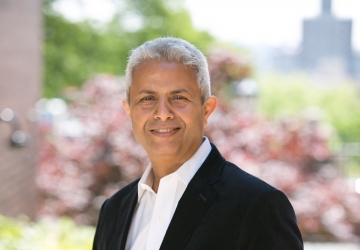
[137,89,191,95]
[170,89,190,95]
[138,89,157,95]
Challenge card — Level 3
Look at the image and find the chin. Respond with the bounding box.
[146,142,180,156]
[151,146,179,156]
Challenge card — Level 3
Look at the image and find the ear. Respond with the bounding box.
[203,96,217,128]
[122,99,131,118]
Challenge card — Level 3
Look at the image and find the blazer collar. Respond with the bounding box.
[160,144,225,250]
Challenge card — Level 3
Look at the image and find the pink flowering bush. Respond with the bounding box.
[208,47,252,95]
[205,108,360,242]
[37,75,148,225]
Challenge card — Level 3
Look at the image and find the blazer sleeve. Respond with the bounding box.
[238,189,304,250]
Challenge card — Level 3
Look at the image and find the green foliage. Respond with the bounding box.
[258,73,360,143]
[0,215,95,250]
[43,0,214,98]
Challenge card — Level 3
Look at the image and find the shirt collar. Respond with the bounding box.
[137,137,211,202]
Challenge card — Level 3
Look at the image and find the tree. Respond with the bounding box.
[257,73,360,143]
[43,0,213,97]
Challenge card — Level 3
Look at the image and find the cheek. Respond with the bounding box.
[187,110,206,130]
[129,111,143,129]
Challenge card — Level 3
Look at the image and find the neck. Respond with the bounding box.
[150,157,184,193]
[148,138,205,193]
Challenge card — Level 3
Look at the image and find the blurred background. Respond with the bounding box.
[1,0,360,249]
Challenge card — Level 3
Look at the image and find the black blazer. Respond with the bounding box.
[93,144,303,250]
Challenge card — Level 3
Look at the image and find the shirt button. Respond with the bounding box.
[158,216,164,222]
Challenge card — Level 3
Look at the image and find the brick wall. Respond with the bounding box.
[0,0,42,219]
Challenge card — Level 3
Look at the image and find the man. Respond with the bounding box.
[93,37,303,250]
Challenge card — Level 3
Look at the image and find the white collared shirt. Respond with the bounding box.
[125,137,212,250]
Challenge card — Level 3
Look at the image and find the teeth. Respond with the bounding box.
[156,128,173,132]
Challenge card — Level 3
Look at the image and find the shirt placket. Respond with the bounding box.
[146,175,178,250]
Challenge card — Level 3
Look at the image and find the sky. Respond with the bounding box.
[53,0,360,51]
[184,0,360,51]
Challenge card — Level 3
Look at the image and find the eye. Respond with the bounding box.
[172,95,187,101]
[140,96,155,101]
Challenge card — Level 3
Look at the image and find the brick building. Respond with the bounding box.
[0,0,42,219]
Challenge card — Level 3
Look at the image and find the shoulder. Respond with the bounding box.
[100,178,140,213]
[214,159,297,217]
[93,179,140,250]
[217,161,303,248]
[110,178,139,201]
[203,144,281,203]
[219,160,276,198]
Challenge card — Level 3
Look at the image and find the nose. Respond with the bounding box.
[154,98,174,121]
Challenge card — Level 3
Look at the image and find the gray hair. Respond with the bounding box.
[125,37,211,103]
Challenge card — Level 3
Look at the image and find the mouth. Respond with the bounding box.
[150,127,180,136]
[152,128,178,133]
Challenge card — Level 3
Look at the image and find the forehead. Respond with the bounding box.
[133,60,194,77]
[130,60,199,93]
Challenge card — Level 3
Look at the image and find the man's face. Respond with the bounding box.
[123,60,217,163]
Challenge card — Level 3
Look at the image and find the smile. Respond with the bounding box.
[150,127,180,136]
[154,128,176,133]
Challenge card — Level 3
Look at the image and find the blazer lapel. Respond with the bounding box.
[160,145,224,250]
[117,184,138,250]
